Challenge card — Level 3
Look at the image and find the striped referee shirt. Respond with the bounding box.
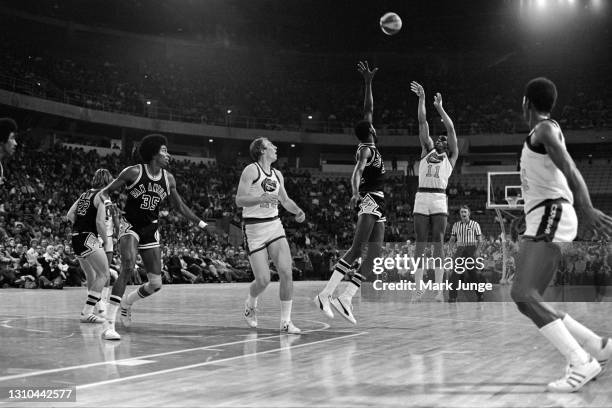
[451,219,482,246]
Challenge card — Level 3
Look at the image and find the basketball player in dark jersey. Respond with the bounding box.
[67,169,113,324]
[316,61,385,325]
[510,78,612,392]
[99,134,207,340]
[0,118,18,186]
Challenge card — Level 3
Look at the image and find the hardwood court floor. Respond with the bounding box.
[0,282,611,408]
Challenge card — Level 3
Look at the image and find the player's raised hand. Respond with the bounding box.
[433,92,443,109]
[295,209,306,223]
[357,61,378,82]
[259,193,278,205]
[410,81,425,98]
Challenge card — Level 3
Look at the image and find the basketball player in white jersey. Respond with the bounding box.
[316,61,386,325]
[410,82,458,301]
[511,77,612,392]
[236,137,305,334]
[96,187,119,318]
[0,118,18,186]
[66,169,113,324]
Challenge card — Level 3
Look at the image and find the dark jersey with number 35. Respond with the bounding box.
[124,164,170,228]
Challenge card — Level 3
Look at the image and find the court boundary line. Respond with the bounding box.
[76,331,367,390]
[0,323,344,382]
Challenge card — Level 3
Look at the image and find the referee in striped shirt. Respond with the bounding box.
[448,205,485,302]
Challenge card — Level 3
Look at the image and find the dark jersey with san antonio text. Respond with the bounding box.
[355,143,385,193]
[124,164,170,227]
[73,188,101,234]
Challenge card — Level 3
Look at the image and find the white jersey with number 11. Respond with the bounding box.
[418,149,453,189]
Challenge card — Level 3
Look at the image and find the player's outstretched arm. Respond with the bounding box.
[350,147,371,209]
[536,122,612,239]
[275,171,305,223]
[410,81,434,156]
[235,164,279,208]
[358,60,378,123]
[110,203,121,238]
[167,172,207,229]
[94,193,109,245]
[100,165,139,201]
[433,92,458,167]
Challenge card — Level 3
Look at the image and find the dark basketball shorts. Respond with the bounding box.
[71,232,103,258]
[118,218,161,250]
[357,192,386,223]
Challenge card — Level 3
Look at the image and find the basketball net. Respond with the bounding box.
[505,196,520,209]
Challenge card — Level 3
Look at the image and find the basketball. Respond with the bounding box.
[380,12,402,36]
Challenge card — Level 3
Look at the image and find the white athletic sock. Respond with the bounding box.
[107,295,121,326]
[342,272,364,300]
[563,314,603,354]
[106,304,118,326]
[125,289,141,307]
[414,269,424,291]
[247,294,258,308]
[96,299,107,314]
[82,290,101,315]
[280,300,292,322]
[101,287,110,302]
[540,319,590,365]
[435,268,444,292]
[322,258,352,296]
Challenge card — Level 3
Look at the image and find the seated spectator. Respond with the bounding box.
[37,245,65,289]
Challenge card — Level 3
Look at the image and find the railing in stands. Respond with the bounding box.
[0,73,459,136]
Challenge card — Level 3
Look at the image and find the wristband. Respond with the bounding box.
[198,220,207,229]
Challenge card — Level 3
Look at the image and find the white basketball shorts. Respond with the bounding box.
[242,217,286,256]
[413,192,448,216]
[524,199,577,243]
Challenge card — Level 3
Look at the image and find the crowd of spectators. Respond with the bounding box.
[2,142,609,291]
[2,16,611,135]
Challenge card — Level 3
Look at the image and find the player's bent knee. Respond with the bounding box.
[277,268,292,280]
[255,275,270,288]
[510,284,528,303]
[118,263,135,281]
[510,286,538,315]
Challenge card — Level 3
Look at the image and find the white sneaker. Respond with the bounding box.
[593,338,612,378]
[244,301,257,328]
[547,357,601,393]
[331,296,356,325]
[314,293,334,319]
[102,327,121,341]
[80,313,106,324]
[280,320,301,334]
[434,292,445,302]
[119,306,132,327]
